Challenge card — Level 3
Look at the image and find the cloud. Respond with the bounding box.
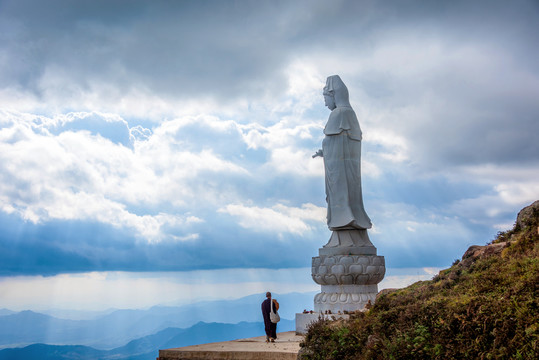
[0,266,443,311]
[0,108,328,275]
[50,112,134,148]
[0,0,301,117]
[366,201,481,267]
[0,0,538,278]
[0,110,245,242]
[219,203,325,236]
[0,269,318,311]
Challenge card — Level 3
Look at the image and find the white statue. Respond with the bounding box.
[313,75,372,231]
[297,75,385,329]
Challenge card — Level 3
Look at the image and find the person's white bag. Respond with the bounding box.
[270,299,280,323]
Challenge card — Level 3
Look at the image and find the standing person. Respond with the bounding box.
[261,292,279,342]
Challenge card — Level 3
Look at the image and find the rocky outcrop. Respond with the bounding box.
[459,200,539,268]
[516,200,539,231]
[459,242,509,268]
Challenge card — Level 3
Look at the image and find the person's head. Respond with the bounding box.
[266,292,271,298]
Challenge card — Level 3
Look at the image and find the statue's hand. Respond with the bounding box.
[312,149,323,158]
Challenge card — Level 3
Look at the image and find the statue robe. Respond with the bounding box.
[323,106,372,230]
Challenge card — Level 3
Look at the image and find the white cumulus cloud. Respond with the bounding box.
[218,202,325,236]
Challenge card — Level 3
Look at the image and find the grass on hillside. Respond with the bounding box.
[299,205,538,360]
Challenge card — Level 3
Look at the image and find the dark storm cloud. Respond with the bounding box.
[0,0,292,100]
[0,205,465,276]
[1,0,537,99]
[2,0,537,166]
[0,210,325,275]
[345,0,539,168]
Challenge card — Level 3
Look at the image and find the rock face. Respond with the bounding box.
[516,200,539,231]
[459,200,539,268]
[459,242,509,268]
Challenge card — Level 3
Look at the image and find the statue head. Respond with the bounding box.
[323,75,351,109]
[323,93,336,110]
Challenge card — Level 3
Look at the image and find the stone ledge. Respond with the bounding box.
[295,312,350,334]
[157,331,302,360]
[318,246,377,256]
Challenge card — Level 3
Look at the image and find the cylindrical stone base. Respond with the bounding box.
[314,285,378,313]
[310,230,386,314]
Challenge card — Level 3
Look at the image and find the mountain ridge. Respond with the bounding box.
[0,291,313,349]
[0,319,296,360]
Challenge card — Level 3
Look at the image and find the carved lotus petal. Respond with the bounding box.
[324,275,338,285]
[323,257,336,265]
[356,257,370,265]
[339,256,354,266]
[366,265,378,275]
[331,264,345,274]
[356,274,369,284]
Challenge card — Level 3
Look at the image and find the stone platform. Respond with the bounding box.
[157,331,302,360]
[295,312,350,334]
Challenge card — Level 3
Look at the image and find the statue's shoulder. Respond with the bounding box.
[329,107,357,121]
[330,106,350,115]
[324,110,342,135]
[325,107,361,138]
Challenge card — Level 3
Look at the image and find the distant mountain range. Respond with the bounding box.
[0,319,295,360]
[0,291,313,349]
[0,291,312,359]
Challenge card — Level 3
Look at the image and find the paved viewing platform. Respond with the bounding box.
[157,331,303,360]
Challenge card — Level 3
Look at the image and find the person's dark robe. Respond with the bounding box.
[261,298,277,339]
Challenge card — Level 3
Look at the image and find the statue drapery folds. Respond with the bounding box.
[314,75,372,231]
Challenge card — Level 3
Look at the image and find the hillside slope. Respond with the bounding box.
[299,201,539,359]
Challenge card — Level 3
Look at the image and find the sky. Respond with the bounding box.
[0,0,538,311]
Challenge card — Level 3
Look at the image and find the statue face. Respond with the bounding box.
[324,94,336,110]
